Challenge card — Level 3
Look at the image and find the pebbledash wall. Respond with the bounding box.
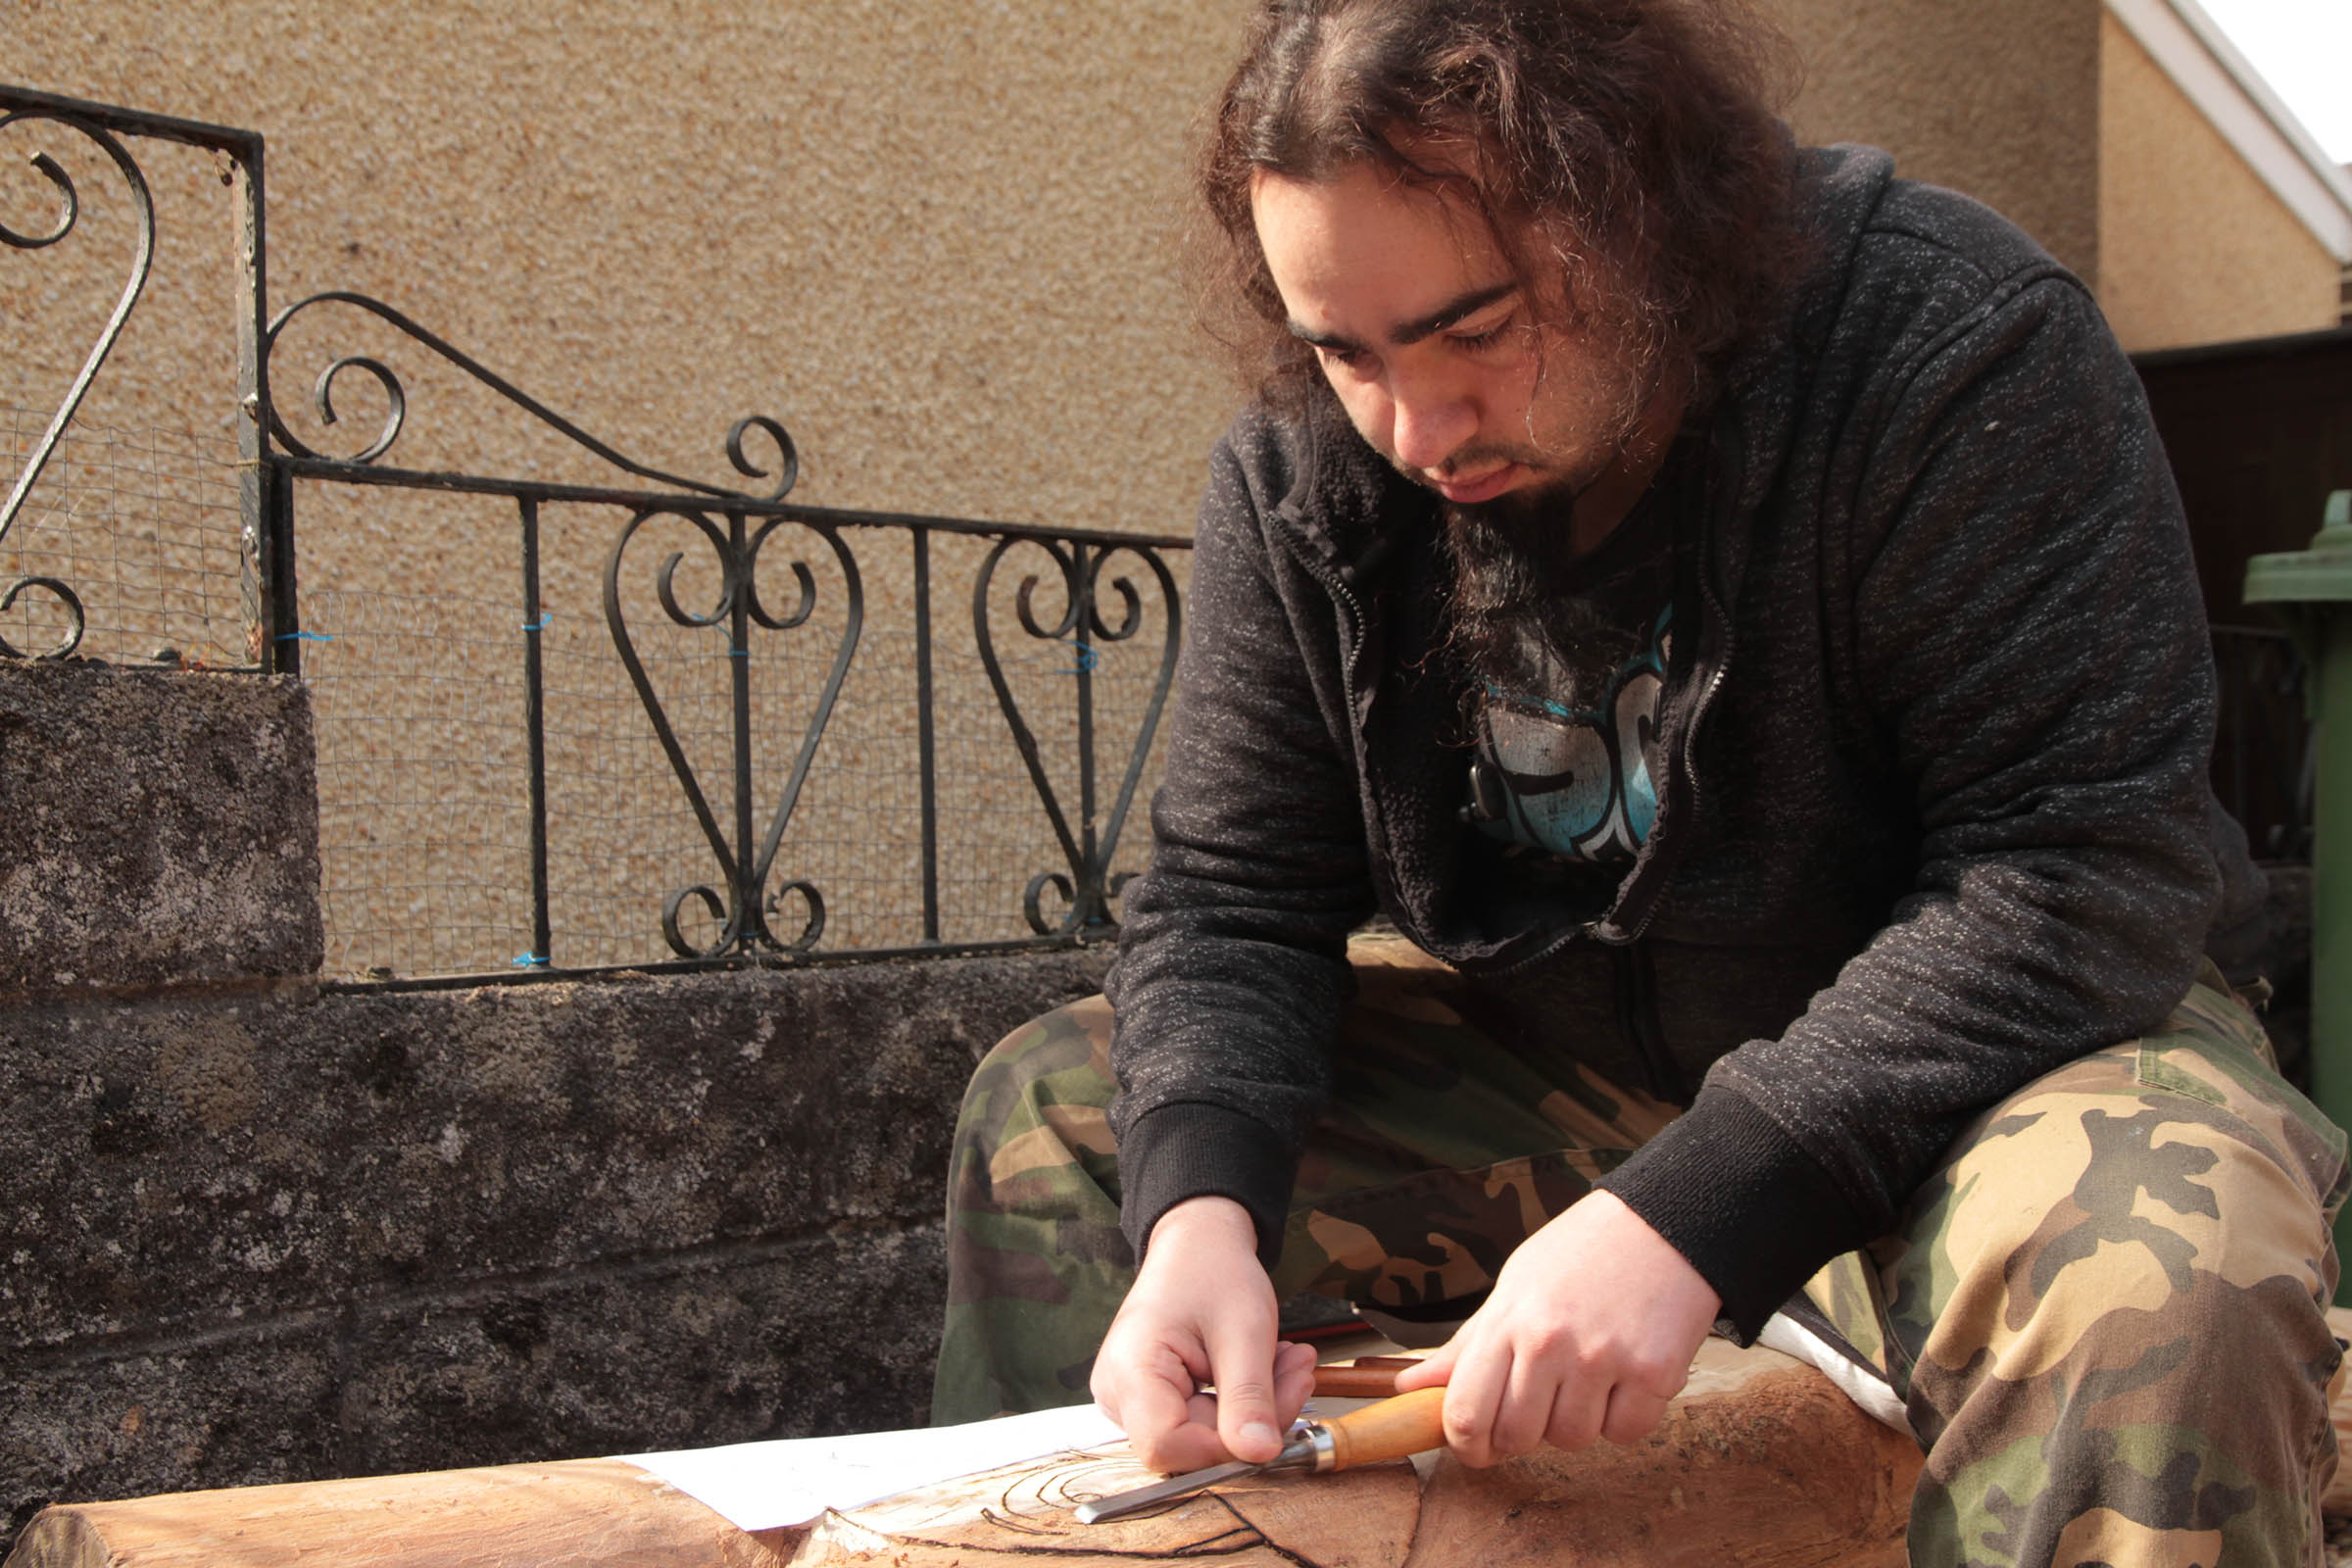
[0,656,1113,1553]
[15,0,2342,467]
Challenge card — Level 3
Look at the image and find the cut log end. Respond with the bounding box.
[9,1509,110,1568]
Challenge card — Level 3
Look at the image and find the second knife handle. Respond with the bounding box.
[1321,1386,1449,1471]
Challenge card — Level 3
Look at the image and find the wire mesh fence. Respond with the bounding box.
[1,407,252,667]
[291,480,1186,981]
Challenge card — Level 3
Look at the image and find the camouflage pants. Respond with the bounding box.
[934,957,2348,1567]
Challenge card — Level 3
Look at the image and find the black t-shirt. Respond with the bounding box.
[1462,491,1675,890]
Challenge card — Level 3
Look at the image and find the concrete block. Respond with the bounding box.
[0,661,322,998]
[332,1224,952,1475]
[0,1224,947,1551]
[1,1320,343,1548]
[0,953,1106,1349]
[0,948,1108,1554]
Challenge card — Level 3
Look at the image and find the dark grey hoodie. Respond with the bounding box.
[1102,144,2267,1338]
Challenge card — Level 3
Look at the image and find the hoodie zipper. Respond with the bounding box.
[1588,421,1743,949]
[1597,567,1736,948]
[1280,534,1373,800]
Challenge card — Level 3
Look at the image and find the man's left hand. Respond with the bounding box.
[1392,1191,1720,1465]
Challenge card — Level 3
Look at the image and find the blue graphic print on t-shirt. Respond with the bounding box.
[1472,605,1671,866]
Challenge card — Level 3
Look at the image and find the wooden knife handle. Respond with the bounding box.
[1320,1386,1448,1470]
[1310,1365,1401,1397]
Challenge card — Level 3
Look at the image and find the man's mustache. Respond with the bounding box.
[1394,443,1556,491]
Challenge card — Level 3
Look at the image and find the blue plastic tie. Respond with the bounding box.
[275,630,334,643]
[521,613,552,632]
[513,952,547,967]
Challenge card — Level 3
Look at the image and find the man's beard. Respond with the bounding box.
[1425,358,1659,696]
[1437,473,1615,715]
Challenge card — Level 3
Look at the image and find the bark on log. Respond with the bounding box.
[1399,1349,1918,1568]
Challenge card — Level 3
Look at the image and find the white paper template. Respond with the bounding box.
[621,1401,1127,1532]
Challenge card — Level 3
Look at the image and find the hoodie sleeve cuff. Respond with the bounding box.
[1119,1102,1298,1271]
[1597,1085,1867,1342]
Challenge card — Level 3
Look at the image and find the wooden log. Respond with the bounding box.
[4,1457,807,1568]
[27,1314,2352,1568]
[7,1343,1906,1568]
[782,1341,1920,1568]
[1399,1346,1919,1568]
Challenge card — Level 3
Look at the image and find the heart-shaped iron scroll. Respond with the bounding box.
[606,506,862,958]
[1,110,156,658]
[974,536,1182,936]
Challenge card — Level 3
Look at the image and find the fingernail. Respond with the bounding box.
[1241,1421,1279,1453]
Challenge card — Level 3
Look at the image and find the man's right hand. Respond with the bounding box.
[1089,1195,1319,1473]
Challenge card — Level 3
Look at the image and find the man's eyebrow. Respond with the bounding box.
[1286,280,1521,354]
[1397,281,1520,343]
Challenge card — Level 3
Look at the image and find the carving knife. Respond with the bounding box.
[1074,1385,1447,1524]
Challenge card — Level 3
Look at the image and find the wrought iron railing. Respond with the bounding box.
[1,88,268,665]
[5,85,1188,981]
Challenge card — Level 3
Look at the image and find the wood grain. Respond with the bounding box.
[5,1457,799,1568]
[24,1315,2352,1568]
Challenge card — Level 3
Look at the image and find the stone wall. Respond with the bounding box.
[0,660,321,1000]
[0,657,1113,1554]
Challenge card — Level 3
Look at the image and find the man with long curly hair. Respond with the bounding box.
[936,3,2344,1560]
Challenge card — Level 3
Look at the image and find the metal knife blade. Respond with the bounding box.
[1076,1388,1446,1525]
[1073,1457,1263,1524]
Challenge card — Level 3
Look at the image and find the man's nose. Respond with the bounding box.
[1387,371,1478,472]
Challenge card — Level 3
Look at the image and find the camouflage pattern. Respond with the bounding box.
[935,959,2346,1566]
[933,958,1673,1420]
[1846,968,2349,1567]
[934,993,1135,1424]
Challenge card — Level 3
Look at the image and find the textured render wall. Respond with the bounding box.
[1775,0,2103,287]
[2096,11,2343,353]
[8,0,1248,534]
[5,0,2110,507]
[11,0,2124,984]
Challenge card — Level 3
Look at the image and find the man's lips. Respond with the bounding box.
[1426,463,1522,504]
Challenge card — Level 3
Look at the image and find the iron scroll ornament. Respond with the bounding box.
[974,536,1181,936]
[0,109,156,658]
[262,289,799,501]
[604,503,862,960]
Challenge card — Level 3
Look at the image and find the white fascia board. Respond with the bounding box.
[2106,0,2352,262]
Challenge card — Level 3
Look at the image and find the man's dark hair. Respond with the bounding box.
[1196,0,1804,409]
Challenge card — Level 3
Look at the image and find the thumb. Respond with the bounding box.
[1394,1340,1457,1392]
[1206,1318,1286,1464]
